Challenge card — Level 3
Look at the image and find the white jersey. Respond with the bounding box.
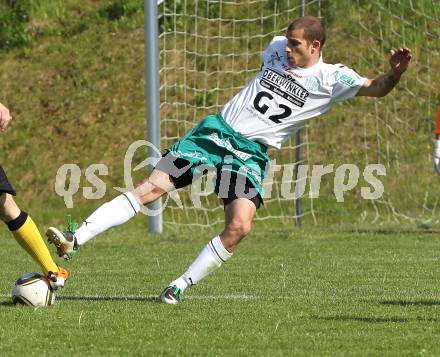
[221,36,367,149]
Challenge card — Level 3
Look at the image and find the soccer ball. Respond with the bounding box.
[12,273,56,307]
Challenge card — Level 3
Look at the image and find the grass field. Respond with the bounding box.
[1,223,440,356]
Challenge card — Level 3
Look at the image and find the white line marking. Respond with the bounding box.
[1,293,261,301]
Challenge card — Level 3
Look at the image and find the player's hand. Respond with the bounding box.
[0,102,12,131]
[389,47,412,76]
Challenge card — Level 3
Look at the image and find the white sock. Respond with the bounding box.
[75,192,140,246]
[171,236,233,291]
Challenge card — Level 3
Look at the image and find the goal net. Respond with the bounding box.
[157,0,439,229]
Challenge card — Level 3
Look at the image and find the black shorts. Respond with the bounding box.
[0,166,16,196]
[155,153,263,209]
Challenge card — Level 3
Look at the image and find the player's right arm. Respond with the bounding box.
[0,102,12,131]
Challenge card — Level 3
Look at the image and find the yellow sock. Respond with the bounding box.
[8,212,59,275]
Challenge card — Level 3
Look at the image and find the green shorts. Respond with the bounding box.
[156,114,270,206]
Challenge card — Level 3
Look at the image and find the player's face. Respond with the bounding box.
[285,28,316,68]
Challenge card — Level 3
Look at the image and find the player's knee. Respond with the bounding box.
[0,205,6,222]
[134,180,166,206]
[0,193,20,222]
[228,219,252,238]
[241,222,253,237]
[148,186,166,204]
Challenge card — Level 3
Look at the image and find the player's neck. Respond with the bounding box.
[300,56,320,69]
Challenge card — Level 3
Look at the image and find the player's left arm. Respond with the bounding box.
[356,47,412,97]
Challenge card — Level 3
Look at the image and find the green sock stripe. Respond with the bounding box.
[66,214,78,234]
[172,286,185,300]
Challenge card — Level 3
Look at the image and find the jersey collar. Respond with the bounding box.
[288,56,323,73]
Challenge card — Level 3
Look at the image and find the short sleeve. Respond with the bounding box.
[261,36,287,67]
[329,64,367,103]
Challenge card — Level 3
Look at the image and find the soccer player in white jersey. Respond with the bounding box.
[46,16,411,304]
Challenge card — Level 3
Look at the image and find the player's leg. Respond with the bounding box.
[0,190,68,289]
[47,137,198,260]
[218,198,256,251]
[46,168,175,259]
[160,197,256,304]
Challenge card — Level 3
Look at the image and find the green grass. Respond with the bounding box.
[0,2,438,354]
[1,223,440,355]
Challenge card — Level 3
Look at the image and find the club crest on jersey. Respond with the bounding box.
[261,68,309,107]
[304,76,320,91]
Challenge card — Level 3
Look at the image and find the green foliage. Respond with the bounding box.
[0,0,143,51]
[0,0,438,226]
[0,1,30,50]
[99,0,142,21]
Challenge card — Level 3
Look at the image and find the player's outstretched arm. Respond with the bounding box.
[0,102,12,131]
[356,47,412,98]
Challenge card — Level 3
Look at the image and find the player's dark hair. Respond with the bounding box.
[287,16,326,48]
